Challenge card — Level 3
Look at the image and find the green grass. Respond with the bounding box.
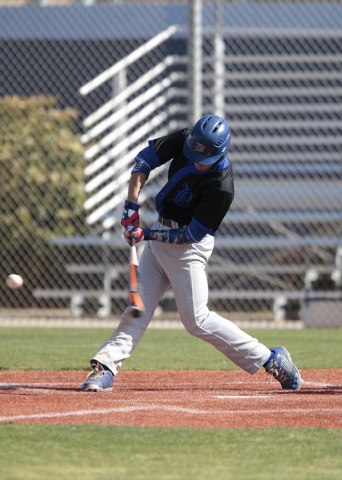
[1,424,342,480]
[0,327,341,371]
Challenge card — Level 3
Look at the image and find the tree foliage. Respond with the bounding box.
[0,96,88,305]
[1,95,87,243]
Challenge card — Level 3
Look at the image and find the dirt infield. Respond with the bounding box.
[1,369,341,429]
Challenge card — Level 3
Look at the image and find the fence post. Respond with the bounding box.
[214,0,225,118]
[112,69,128,166]
[188,0,202,123]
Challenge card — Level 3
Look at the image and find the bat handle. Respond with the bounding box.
[130,236,136,247]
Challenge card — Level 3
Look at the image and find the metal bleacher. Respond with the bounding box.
[205,37,342,319]
[34,21,342,320]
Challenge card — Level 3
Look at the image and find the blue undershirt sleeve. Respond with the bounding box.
[186,217,216,243]
[144,218,216,245]
[131,141,161,180]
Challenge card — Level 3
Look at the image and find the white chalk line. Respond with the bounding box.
[1,380,341,396]
[301,381,342,388]
[0,382,78,389]
[215,395,271,399]
[0,405,219,422]
[0,383,80,395]
[1,404,342,423]
[0,381,268,387]
[0,383,264,395]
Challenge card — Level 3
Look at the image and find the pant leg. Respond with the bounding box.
[150,233,270,375]
[92,241,170,375]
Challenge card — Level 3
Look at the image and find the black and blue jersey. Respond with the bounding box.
[132,128,234,242]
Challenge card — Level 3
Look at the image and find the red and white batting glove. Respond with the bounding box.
[123,226,150,245]
[121,200,140,228]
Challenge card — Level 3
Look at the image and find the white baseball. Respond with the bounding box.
[6,274,24,290]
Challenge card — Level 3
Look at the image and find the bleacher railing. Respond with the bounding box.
[79,25,188,229]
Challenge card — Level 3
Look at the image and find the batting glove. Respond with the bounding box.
[121,200,140,228]
[123,225,150,245]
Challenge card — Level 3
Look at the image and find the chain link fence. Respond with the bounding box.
[1,2,342,326]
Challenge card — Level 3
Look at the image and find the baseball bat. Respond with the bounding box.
[127,237,145,318]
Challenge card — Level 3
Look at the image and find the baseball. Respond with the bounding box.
[6,274,24,290]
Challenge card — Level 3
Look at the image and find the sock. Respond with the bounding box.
[263,351,275,368]
[90,360,114,376]
[100,363,113,375]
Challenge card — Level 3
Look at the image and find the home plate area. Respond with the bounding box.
[1,370,342,429]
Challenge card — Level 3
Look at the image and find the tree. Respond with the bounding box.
[0,96,88,306]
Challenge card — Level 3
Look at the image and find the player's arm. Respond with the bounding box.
[124,191,234,245]
[122,130,188,229]
[124,219,213,245]
[132,129,189,179]
[146,218,212,245]
[121,172,147,228]
[122,139,161,228]
[127,172,147,204]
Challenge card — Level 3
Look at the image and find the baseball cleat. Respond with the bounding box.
[81,361,113,392]
[264,346,302,391]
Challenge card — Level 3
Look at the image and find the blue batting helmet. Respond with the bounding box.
[183,115,231,165]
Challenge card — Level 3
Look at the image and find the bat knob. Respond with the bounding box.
[127,306,145,318]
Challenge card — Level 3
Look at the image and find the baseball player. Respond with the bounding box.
[82,115,302,392]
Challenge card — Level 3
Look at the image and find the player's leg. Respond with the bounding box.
[82,241,170,390]
[150,235,269,374]
[151,235,301,389]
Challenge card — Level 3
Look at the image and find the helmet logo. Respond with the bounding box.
[194,142,205,153]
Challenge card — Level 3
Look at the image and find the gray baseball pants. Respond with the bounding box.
[92,221,271,376]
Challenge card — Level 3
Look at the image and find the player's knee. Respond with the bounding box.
[183,322,198,336]
[181,309,209,336]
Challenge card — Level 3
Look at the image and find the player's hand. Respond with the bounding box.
[123,225,146,245]
[121,200,140,228]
